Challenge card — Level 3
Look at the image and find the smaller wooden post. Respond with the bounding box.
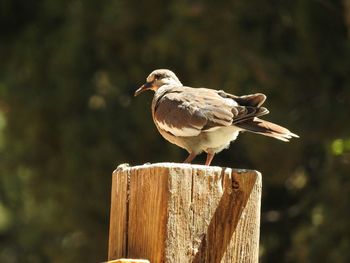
[106,259,150,263]
[108,163,261,263]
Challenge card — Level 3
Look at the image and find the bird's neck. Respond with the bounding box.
[152,84,182,111]
[156,83,182,94]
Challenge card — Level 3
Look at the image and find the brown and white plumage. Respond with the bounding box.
[135,69,299,165]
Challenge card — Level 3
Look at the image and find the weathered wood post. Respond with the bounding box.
[108,163,261,263]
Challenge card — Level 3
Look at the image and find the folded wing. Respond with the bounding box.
[153,87,269,137]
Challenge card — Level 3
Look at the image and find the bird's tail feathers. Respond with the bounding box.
[236,118,299,142]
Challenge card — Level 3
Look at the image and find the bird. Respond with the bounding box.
[134,69,299,166]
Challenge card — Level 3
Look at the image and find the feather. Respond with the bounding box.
[236,118,299,142]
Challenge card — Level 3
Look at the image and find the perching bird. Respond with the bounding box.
[135,69,298,166]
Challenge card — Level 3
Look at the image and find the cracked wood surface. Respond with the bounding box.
[108,163,261,263]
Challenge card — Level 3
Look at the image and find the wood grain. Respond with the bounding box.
[127,166,169,262]
[108,164,129,259]
[108,163,261,263]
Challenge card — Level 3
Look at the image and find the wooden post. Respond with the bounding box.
[108,163,261,263]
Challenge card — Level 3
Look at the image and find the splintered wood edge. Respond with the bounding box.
[112,163,261,199]
[113,162,259,176]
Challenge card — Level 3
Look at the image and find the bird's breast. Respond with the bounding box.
[201,126,241,151]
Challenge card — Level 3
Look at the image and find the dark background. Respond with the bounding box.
[1,0,350,262]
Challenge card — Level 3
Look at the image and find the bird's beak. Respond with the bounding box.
[134,82,153,97]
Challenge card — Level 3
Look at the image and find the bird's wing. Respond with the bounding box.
[153,86,269,137]
[217,90,267,107]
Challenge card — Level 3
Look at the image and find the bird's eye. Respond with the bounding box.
[154,74,160,80]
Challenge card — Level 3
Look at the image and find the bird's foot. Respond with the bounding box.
[205,153,215,166]
[183,152,196,163]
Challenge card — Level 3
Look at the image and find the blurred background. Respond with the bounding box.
[1,0,350,262]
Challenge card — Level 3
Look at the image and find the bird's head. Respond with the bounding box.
[134,69,182,96]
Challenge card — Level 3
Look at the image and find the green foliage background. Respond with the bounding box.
[1,0,350,262]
